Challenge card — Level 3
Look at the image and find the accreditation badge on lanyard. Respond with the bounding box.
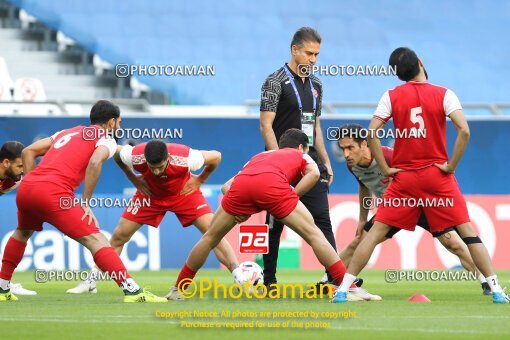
[283,65,317,146]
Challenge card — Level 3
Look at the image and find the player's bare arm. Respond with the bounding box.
[81,146,111,226]
[357,183,371,238]
[21,137,52,174]
[314,116,334,185]
[114,146,152,196]
[367,118,401,177]
[196,150,221,183]
[180,150,221,195]
[435,109,470,174]
[293,162,320,197]
[260,111,279,150]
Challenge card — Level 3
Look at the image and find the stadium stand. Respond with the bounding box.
[12,77,46,102]
[0,25,118,102]
[1,0,508,109]
[0,56,13,100]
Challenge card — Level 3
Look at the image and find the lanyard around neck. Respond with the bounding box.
[283,64,316,113]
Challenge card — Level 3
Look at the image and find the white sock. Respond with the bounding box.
[478,273,487,284]
[0,278,10,291]
[320,273,328,283]
[121,278,141,294]
[339,273,357,293]
[486,275,503,293]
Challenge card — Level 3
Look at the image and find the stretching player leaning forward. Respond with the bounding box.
[0,141,37,296]
[172,129,377,301]
[335,123,490,295]
[0,100,166,302]
[67,139,238,300]
[332,47,509,304]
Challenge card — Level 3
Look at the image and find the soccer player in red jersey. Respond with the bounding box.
[171,129,370,300]
[67,140,238,300]
[333,124,490,295]
[0,141,37,296]
[0,100,166,302]
[332,48,508,304]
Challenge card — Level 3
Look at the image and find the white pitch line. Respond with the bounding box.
[330,326,508,335]
[360,315,510,319]
[0,317,174,324]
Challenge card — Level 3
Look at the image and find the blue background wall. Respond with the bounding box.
[0,117,508,270]
[0,116,508,194]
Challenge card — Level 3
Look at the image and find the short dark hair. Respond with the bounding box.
[291,27,321,48]
[389,47,420,81]
[90,100,120,125]
[338,123,366,146]
[278,128,308,149]
[144,140,168,164]
[0,141,24,161]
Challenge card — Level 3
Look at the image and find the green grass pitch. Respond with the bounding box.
[1,270,509,339]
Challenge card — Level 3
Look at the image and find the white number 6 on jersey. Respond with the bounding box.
[53,132,79,149]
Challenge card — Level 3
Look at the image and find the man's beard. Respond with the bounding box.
[107,128,119,142]
[5,168,21,181]
[423,67,428,80]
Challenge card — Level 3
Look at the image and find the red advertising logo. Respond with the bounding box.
[239,224,269,254]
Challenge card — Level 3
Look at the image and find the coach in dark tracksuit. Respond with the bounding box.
[259,27,336,286]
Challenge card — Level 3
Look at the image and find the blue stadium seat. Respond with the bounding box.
[9,0,510,108]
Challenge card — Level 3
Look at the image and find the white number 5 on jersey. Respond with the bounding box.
[410,106,425,134]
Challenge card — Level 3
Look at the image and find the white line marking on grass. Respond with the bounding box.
[330,326,508,335]
[361,315,510,320]
[0,317,172,324]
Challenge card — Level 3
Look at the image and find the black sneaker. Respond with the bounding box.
[481,282,492,296]
[265,282,280,298]
[354,277,364,287]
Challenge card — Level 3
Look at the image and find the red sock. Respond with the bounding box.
[0,237,27,281]
[175,263,197,290]
[93,247,131,286]
[327,260,346,286]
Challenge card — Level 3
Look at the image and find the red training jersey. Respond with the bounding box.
[119,143,205,198]
[22,125,117,192]
[238,148,316,185]
[373,81,462,170]
[0,178,19,194]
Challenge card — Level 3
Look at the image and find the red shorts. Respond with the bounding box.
[16,183,100,239]
[375,166,470,232]
[121,190,212,227]
[221,173,299,219]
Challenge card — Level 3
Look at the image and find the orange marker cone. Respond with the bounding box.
[408,294,431,302]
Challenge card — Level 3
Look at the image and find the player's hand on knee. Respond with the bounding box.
[81,205,99,227]
[355,221,365,239]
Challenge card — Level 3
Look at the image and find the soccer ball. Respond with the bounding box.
[235,261,264,287]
